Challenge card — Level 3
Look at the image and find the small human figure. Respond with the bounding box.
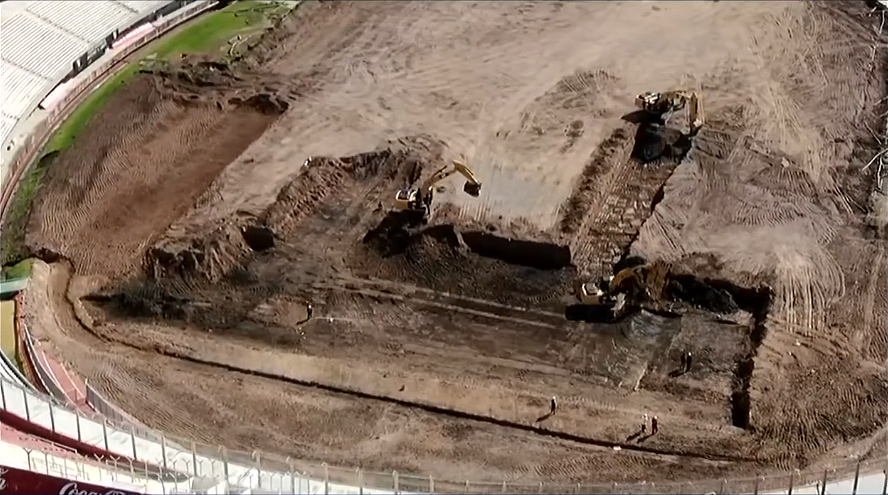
[642,413,648,434]
[651,415,659,435]
[550,396,558,415]
[306,302,313,320]
[685,351,693,372]
[679,352,687,371]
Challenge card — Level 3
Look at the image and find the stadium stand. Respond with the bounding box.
[1,422,81,459]
[2,61,54,118]
[27,1,136,42]
[0,116,16,148]
[116,0,176,15]
[1,422,158,493]
[0,13,87,79]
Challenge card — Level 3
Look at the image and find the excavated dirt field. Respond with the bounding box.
[18,0,888,490]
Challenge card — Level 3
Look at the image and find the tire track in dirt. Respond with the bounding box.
[29,78,286,281]
[854,245,885,354]
[94,328,752,464]
[25,261,226,453]
[561,125,636,276]
[312,275,565,329]
[469,69,624,229]
[773,241,844,337]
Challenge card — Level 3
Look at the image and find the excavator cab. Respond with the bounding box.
[394,186,416,206]
[577,275,615,305]
[578,282,607,305]
[635,90,704,135]
[636,92,673,114]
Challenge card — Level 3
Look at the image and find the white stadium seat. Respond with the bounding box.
[0,13,87,78]
[0,114,17,147]
[27,0,135,42]
[114,1,172,15]
[0,61,50,119]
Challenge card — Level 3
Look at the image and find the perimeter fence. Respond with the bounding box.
[4,371,887,495]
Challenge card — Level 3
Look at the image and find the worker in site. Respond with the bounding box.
[306,302,313,320]
[550,396,558,415]
[685,351,693,373]
[642,413,648,434]
[651,415,659,435]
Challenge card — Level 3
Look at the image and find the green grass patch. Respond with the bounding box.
[2,258,33,280]
[43,65,140,154]
[0,151,58,267]
[149,1,282,59]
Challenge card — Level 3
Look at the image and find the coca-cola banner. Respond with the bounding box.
[0,464,143,495]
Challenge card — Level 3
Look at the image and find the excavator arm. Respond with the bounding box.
[392,156,483,220]
[451,158,482,197]
[416,157,482,203]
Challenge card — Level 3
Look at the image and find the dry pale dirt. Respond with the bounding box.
[19,0,888,491]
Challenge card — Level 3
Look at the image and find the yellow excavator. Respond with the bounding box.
[578,261,672,317]
[392,157,482,223]
[635,90,704,136]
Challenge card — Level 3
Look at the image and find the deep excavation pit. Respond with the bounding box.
[666,273,773,429]
[567,249,774,427]
[92,136,449,324]
[460,231,573,271]
[146,136,437,284]
[241,225,275,252]
[357,219,576,304]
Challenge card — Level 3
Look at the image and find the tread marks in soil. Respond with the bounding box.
[561,123,686,277]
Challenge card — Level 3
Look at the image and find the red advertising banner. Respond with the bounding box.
[0,464,143,495]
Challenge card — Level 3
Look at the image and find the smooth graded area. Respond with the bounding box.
[19,0,888,488]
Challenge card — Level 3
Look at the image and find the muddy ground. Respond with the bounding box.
[19,0,888,489]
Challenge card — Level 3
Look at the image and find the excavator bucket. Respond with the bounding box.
[464,181,481,197]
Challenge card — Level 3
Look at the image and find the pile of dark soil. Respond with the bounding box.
[631,122,693,164]
[354,220,576,305]
[145,136,438,285]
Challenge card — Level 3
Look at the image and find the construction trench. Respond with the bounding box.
[16,1,888,485]
[82,113,774,436]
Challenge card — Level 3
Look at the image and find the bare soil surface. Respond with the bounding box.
[22,0,887,489]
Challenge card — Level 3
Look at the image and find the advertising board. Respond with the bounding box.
[0,465,142,495]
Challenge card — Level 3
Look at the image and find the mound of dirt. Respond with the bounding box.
[145,135,442,285]
[631,122,692,164]
[558,125,634,235]
[354,219,576,305]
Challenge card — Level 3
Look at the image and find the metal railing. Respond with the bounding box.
[2,374,886,494]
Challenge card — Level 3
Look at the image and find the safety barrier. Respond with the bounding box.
[6,370,888,495]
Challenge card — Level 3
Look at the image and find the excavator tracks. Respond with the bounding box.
[568,131,675,277]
